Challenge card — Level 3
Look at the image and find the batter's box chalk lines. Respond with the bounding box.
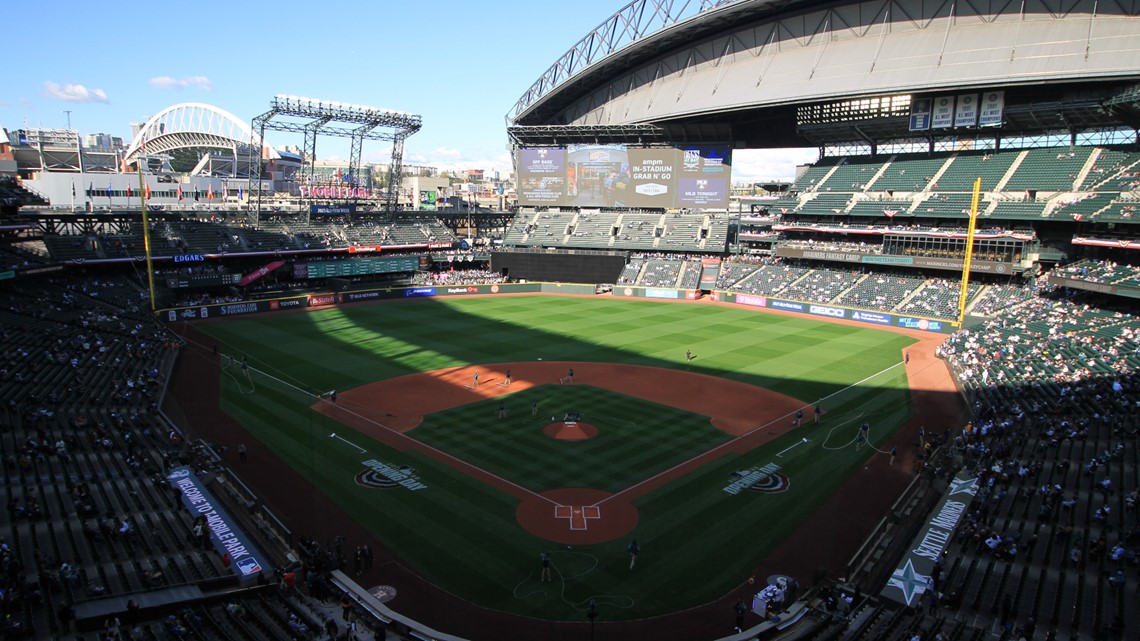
[554,504,601,530]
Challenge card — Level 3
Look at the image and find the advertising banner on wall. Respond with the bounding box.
[881,473,978,606]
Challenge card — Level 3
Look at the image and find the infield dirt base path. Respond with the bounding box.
[312,362,806,545]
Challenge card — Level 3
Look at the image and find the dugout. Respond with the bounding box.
[491,248,626,284]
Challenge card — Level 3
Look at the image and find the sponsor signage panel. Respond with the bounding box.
[310,203,357,216]
[850,310,892,325]
[862,255,914,266]
[736,294,767,308]
[645,288,680,299]
[809,304,846,319]
[770,299,804,312]
[308,294,336,307]
[404,287,435,297]
[166,466,269,581]
[897,317,944,332]
[267,298,305,311]
[882,473,978,606]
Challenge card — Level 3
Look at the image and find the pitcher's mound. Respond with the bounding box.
[543,422,599,441]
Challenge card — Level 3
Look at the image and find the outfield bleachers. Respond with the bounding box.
[1003,148,1089,192]
[933,152,1018,191]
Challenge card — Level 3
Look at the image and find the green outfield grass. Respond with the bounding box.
[201,295,916,621]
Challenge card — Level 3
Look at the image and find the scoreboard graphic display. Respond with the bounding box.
[517,144,731,208]
[294,256,420,279]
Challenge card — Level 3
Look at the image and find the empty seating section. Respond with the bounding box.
[778,268,861,303]
[847,198,912,218]
[1003,148,1089,192]
[563,210,619,249]
[703,216,729,251]
[614,212,662,249]
[898,278,981,319]
[658,216,702,250]
[870,156,947,192]
[42,234,102,262]
[1081,148,1140,190]
[838,273,924,310]
[796,193,853,216]
[1050,192,1117,220]
[735,262,812,295]
[988,199,1046,219]
[820,157,885,191]
[617,258,645,284]
[789,157,838,191]
[970,282,1037,316]
[934,152,1019,191]
[914,193,977,219]
[639,259,683,287]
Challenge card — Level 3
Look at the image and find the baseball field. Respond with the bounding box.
[192,295,921,622]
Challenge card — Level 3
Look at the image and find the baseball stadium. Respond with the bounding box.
[1,1,1139,641]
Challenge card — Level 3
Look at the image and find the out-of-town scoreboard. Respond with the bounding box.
[294,256,420,279]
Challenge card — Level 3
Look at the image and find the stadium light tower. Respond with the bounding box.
[251,95,422,220]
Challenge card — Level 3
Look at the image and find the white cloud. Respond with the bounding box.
[42,81,109,104]
[731,148,820,183]
[432,147,463,159]
[149,75,213,91]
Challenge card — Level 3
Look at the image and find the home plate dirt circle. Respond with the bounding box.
[516,488,639,545]
[542,422,599,441]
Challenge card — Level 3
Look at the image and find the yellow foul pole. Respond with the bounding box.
[137,154,157,312]
[956,176,982,327]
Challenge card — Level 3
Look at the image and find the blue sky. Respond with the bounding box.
[1,0,815,182]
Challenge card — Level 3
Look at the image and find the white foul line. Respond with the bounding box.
[593,361,906,508]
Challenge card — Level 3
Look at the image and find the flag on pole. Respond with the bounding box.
[207,184,214,200]
[144,183,151,200]
[238,187,243,202]
[126,184,132,198]
[177,184,183,201]
[89,182,93,198]
[107,181,112,198]
[71,183,76,198]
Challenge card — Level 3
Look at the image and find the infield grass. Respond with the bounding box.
[201,295,917,620]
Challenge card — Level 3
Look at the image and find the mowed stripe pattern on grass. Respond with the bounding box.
[202,295,918,620]
[411,385,733,493]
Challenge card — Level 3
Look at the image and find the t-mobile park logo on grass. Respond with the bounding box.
[723,463,787,495]
[355,459,428,491]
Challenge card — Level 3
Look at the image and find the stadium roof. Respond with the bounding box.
[511,0,1140,148]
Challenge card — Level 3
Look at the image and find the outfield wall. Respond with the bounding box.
[158,282,954,333]
[158,282,598,321]
[603,285,956,332]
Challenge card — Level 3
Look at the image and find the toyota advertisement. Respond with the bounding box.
[517,145,731,208]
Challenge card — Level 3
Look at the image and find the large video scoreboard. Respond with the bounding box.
[517,144,732,208]
[293,256,421,279]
